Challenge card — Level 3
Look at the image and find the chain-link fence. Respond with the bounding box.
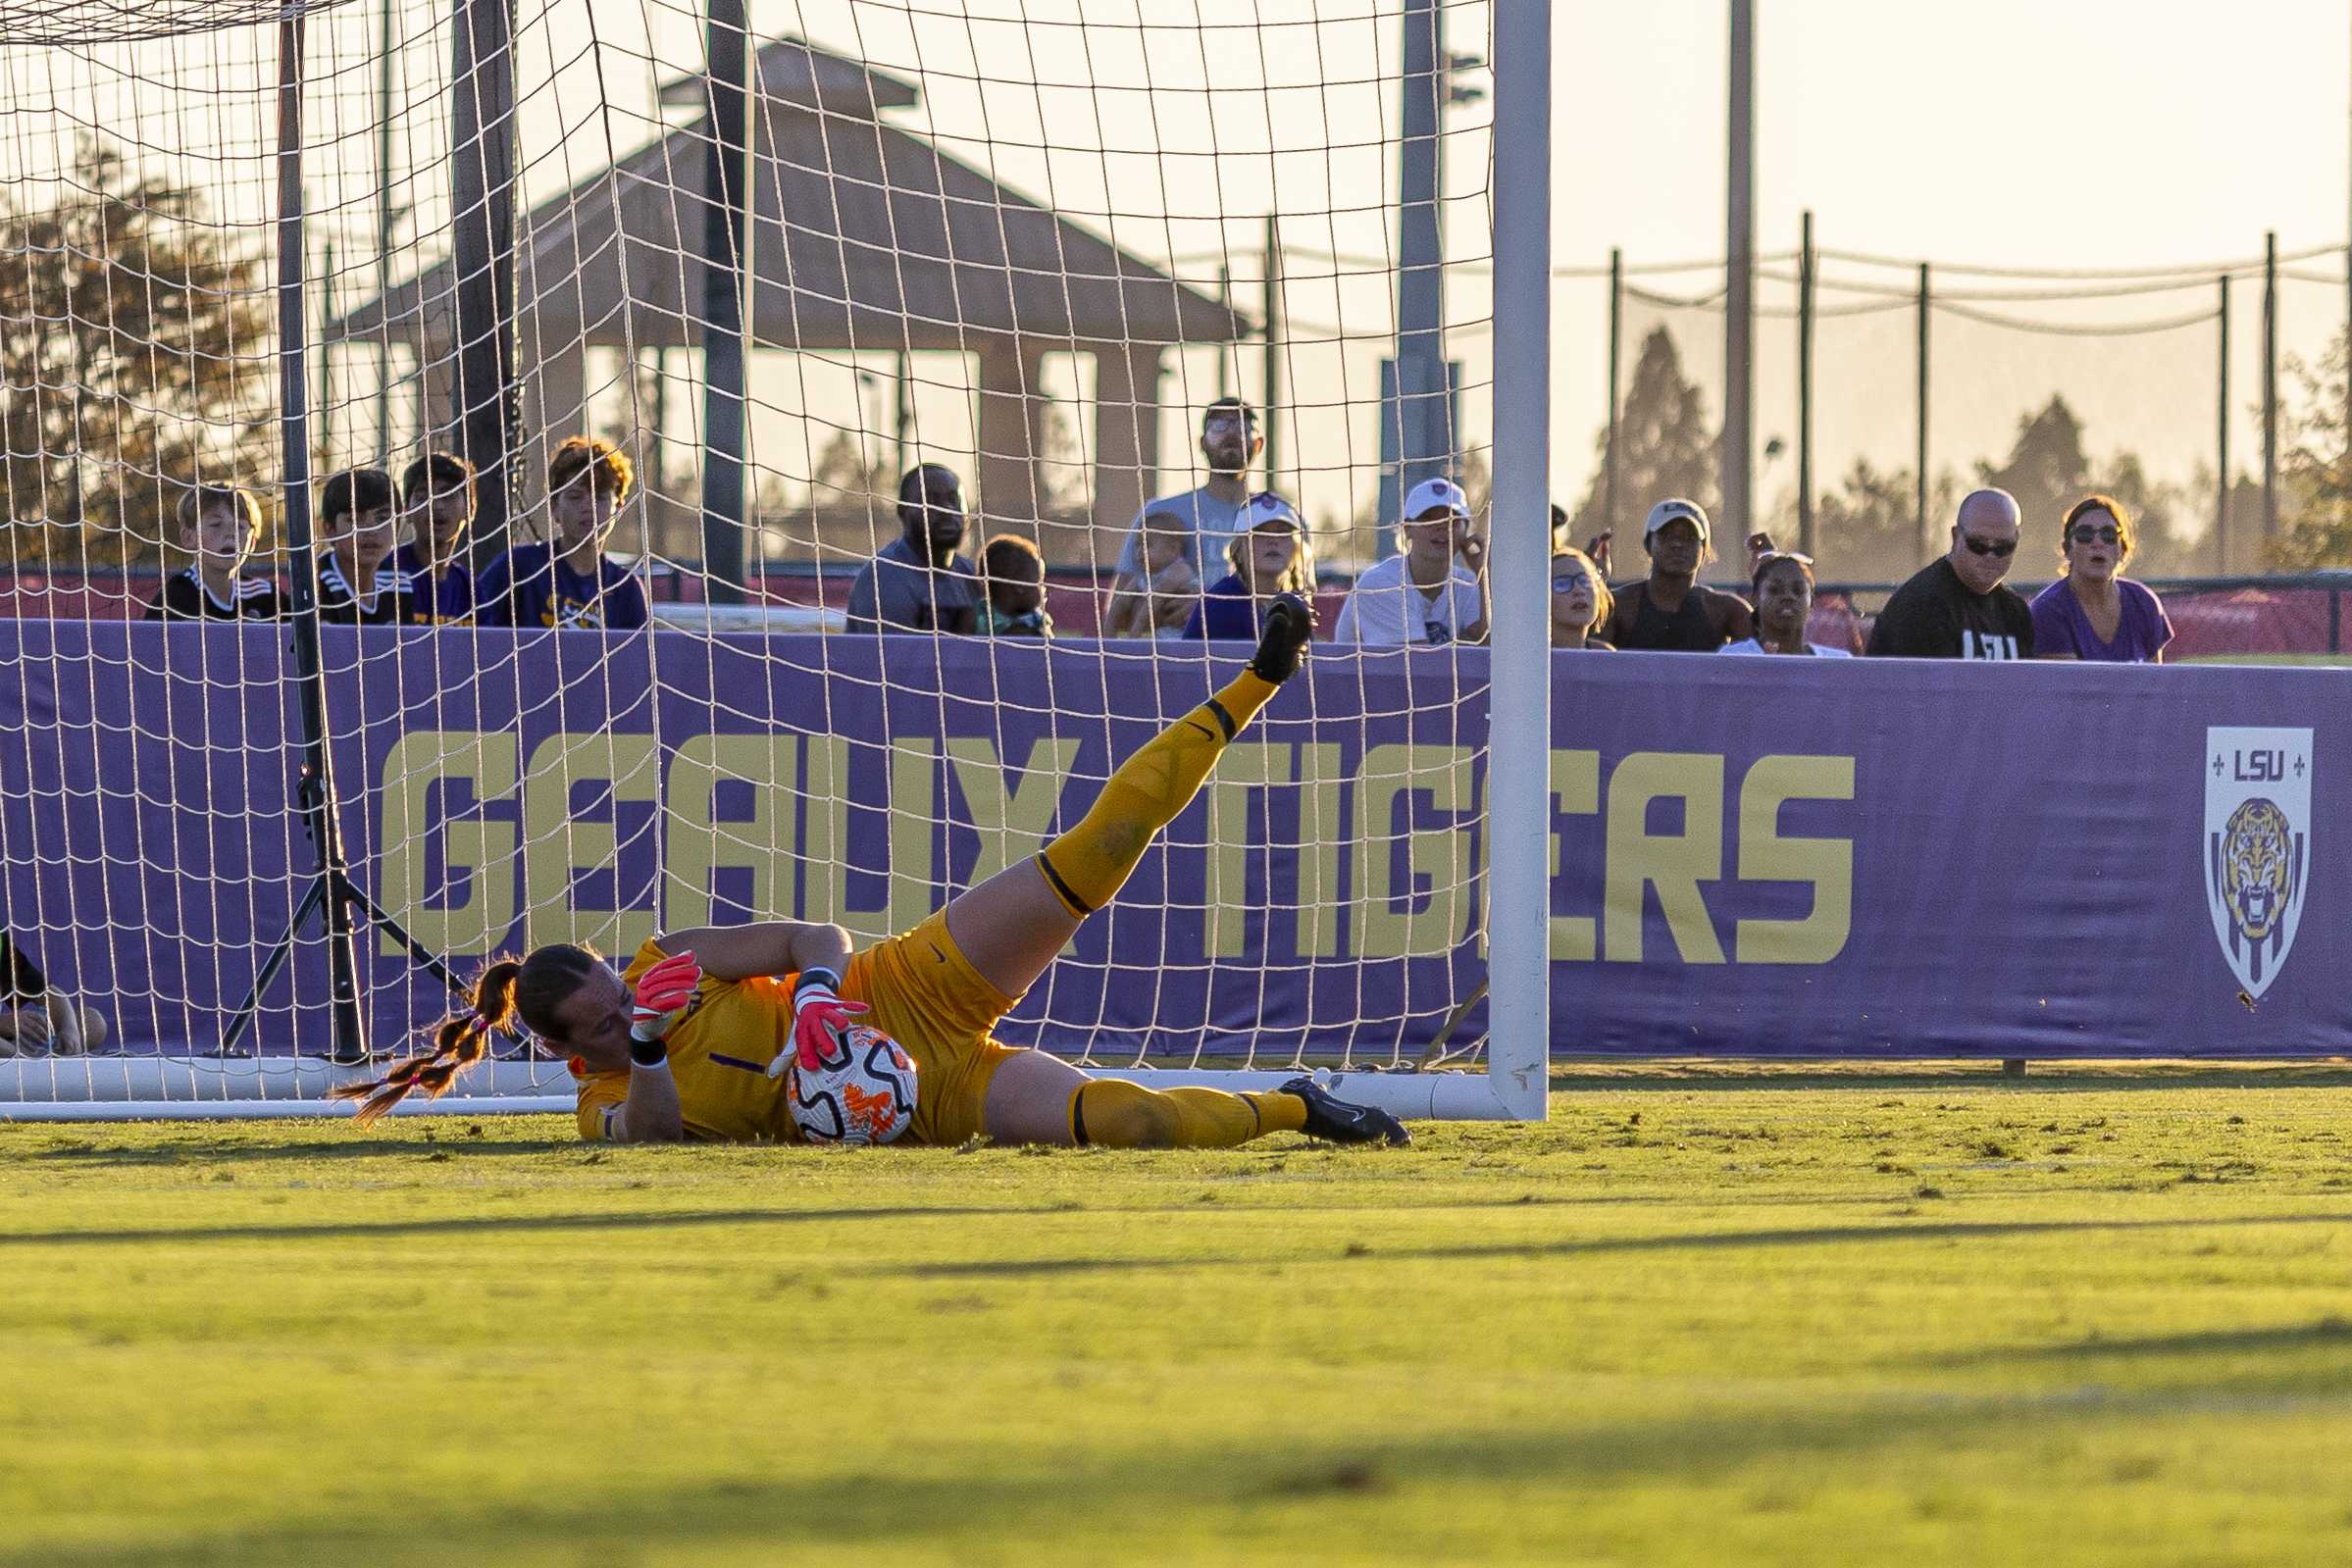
[1557,230,2352,589]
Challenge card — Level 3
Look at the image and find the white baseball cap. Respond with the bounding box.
[1404,477,1470,522]
[1644,497,1711,542]
[1243,491,1303,531]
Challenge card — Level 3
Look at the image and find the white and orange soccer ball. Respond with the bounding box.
[787,1024,917,1145]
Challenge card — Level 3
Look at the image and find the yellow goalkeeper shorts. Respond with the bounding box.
[845,906,1024,1149]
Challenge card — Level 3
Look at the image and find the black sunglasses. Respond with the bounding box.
[1962,534,2017,558]
[2069,524,2121,545]
[1551,572,1591,591]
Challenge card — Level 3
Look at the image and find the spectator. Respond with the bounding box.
[2031,494,2172,664]
[1550,547,1614,650]
[1101,509,1202,638]
[146,484,280,621]
[1109,397,1261,582]
[1722,552,1853,657]
[1333,477,1487,646]
[1554,501,1613,580]
[846,463,982,634]
[1866,487,2035,660]
[979,533,1052,637]
[478,436,648,630]
[1604,499,1751,651]
[0,925,109,1057]
[314,467,403,626]
[393,450,478,625]
[1184,492,1313,640]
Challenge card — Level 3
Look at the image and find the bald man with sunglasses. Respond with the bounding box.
[1865,487,2036,660]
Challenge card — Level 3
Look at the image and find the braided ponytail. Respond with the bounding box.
[330,958,521,1126]
[331,944,606,1128]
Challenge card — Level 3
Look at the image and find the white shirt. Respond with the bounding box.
[1333,554,1483,646]
[1718,637,1854,658]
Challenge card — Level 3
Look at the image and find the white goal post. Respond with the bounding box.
[0,0,1552,1124]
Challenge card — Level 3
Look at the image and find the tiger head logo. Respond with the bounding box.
[2222,797,2296,943]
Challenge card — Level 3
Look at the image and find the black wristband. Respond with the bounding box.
[628,1032,667,1068]
[794,966,842,1001]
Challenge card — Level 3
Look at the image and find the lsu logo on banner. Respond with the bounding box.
[2204,727,2313,998]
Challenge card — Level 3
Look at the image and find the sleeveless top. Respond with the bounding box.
[1619,582,1725,652]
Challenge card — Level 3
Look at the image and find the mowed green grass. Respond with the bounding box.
[6,1067,2352,1567]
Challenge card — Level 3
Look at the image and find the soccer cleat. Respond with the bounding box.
[1249,592,1314,684]
[1278,1076,1410,1146]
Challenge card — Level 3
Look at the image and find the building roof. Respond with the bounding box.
[331,35,1247,353]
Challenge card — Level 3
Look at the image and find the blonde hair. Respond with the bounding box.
[547,435,634,503]
[176,484,261,538]
[1227,520,1314,597]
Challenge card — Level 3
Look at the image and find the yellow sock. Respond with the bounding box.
[1066,1080,1308,1149]
[1035,669,1280,916]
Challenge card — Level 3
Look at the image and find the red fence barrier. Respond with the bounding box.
[10,565,2350,657]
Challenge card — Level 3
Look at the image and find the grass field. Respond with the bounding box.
[7,1065,2352,1567]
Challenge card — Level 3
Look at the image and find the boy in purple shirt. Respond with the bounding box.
[2029,494,2172,663]
[392,450,479,625]
[477,435,649,631]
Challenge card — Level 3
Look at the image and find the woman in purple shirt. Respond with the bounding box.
[2030,494,2172,663]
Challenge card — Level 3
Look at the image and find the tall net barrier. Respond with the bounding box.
[1560,238,2352,595]
[0,0,1548,1120]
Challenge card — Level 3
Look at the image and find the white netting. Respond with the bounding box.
[0,0,1521,1117]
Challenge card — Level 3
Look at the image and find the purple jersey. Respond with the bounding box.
[389,542,476,625]
[2027,578,2172,664]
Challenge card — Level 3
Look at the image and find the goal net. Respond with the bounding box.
[0,0,1551,1122]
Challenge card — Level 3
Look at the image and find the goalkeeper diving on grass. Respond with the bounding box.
[335,598,1408,1148]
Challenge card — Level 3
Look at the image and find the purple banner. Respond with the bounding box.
[0,622,2342,1059]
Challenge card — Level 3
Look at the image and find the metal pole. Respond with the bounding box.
[277,13,366,1062]
[1605,245,1621,533]
[698,0,752,603]
[2264,230,2278,547]
[2218,273,2231,573]
[895,350,911,477]
[648,346,668,501]
[1723,0,1755,531]
[1797,209,1815,555]
[1395,0,1445,509]
[375,0,397,463]
[1916,261,1930,553]
[1262,214,1282,490]
[1217,262,1232,401]
[450,0,518,559]
[1486,0,1551,1122]
[319,236,335,467]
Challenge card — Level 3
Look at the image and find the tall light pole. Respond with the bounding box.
[1723,0,1756,534]
[1380,0,1482,549]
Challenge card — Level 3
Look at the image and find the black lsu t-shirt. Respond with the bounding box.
[1866,558,2034,660]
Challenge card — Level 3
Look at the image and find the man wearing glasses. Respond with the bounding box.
[1866,487,2035,659]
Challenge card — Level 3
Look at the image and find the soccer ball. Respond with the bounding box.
[787,1024,917,1145]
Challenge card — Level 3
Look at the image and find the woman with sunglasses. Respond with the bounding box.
[1549,547,1614,649]
[1864,487,2036,660]
[2028,495,2172,663]
[1720,551,1852,657]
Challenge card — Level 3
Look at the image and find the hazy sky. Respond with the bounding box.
[1564,1,2351,272]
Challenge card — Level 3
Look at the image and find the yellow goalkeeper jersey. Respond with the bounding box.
[574,917,1021,1146]
[574,939,799,1141]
